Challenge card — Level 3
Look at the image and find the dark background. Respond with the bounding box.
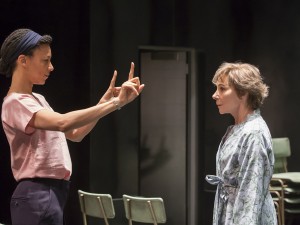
[0,0,299,224]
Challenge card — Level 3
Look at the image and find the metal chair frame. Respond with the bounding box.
[271,137,300,225]
[123,194,166,225]
[78,190,115,225]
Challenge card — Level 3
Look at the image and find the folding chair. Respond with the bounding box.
[122,194,166,225]
[78,190,115,225]
[270,137,300,225]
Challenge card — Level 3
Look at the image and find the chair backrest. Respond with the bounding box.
[272,137,291,173]
[123,194,167,225]
[78,190,115,225]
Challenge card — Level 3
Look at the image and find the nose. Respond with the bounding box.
[212,90,218,100]
[49,62,54,72]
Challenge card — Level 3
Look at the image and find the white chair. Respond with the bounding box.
[122,194,167,225]
[78,190,115,225]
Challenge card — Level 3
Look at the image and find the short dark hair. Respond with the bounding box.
[0,28,52,77]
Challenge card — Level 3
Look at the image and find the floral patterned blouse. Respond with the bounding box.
[206,110,277,225]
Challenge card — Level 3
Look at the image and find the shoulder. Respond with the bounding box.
[2,92,45,112]
[3,93,32,107]
[32,92,45,99]
[240,115,272,149]
[244,110,270,134]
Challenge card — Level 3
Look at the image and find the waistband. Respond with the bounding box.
[205,175,238,203]
[18,177,70,188]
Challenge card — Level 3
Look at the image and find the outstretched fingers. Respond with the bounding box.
[108,70,119,97]
[110,70,117,89]
[127,62,143,90]
[122,81,139,96]
[128,77,141,89]
[128,62,134,80]
[138,84,145,93]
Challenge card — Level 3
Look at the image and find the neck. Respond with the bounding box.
[233,106,254,125]
[8,71,33,95]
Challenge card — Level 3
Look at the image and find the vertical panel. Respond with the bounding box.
[139,50,188,225]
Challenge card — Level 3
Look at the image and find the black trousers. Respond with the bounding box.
[10,178,70,225]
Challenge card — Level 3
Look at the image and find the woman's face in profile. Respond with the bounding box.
[212,75,243,116]
[24,44,54,85]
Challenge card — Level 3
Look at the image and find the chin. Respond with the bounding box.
[218,109,230,115]
[35,82,46,85]
[217,107,224,114]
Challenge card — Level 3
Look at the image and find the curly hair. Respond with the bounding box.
[0,28,52,77]
[212,62,269,110]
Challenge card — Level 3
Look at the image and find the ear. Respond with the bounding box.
[240,92,249,102]
[17,55,27,66]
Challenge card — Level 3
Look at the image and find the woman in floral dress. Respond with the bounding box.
[206,62,277,225]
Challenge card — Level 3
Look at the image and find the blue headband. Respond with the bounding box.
[7,30,42,64]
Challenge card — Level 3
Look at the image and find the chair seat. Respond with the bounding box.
[270,185,300,195]
[285,198,300,204]
[285,208,300,214]
[272,172,300,183]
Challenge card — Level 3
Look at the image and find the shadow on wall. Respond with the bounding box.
[139,135,171,177]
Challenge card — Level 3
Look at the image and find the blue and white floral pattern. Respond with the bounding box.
[207,110,277,225]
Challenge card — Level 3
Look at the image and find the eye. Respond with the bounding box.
[43,58,51,65]
[219,86,226,91]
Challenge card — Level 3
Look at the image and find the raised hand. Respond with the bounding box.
[99,70,121,104]
[118,62,144,107]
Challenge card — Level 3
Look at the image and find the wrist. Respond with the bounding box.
[111,97,122,110]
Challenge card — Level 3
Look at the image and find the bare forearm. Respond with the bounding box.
[65,120,99,142]
[33,98,120,132]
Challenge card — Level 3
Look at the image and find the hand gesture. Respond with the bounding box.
[117,62,144,107]
[99,70,121,104]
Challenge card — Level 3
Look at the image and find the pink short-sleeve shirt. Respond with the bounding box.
[1,93,72,181]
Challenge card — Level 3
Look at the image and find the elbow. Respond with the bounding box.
[56,119,73,133]
[69,136,84,143]
[65,129,86,142]
[57,117,87,142]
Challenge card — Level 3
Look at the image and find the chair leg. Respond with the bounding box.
[79,194,88,225]
[147,201,158,225]
[274,202,281,225]
[270,179,286,225]
[82,214,88,225]
[97,196,109,225]
[127,199,133,225]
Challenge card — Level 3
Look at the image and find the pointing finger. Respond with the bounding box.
[128,62,134,80]
[110,70,117,88]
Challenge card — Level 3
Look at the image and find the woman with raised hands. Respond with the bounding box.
[0,28,144,225]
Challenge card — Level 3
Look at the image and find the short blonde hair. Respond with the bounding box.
[212,62,269,109]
